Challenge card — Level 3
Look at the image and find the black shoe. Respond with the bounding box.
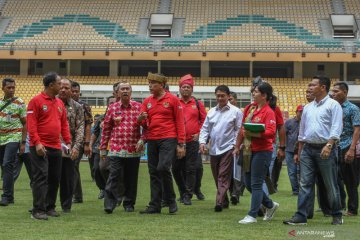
[195,192,205,200]
[28,208,33,213]
[98,190,105,200]
[124,206,134,212]
[62,209,71,213]
[331,216,343,225]
[169,202,178,214]
[46,209,60,217]
[0,198,9,206]
[230,195,239,205]
[307,214,313,219]
[161,200,169,208]
[222,202,229,209]
[283,216,307,225]
[31,212,48,220]
[257,207,264,217]
[214,205,223,212]
[139,206,161,214]
[183,196,192,205]
[104,208,113,214]
[72,198,83,204]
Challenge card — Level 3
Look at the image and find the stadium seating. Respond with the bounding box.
[0,0,351,51]
[344,0,360,18]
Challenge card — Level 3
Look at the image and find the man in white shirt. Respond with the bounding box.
[199,85,243,212]
[284,76,343,225]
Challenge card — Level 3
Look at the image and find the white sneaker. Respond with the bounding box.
[239,215,257,224]
[263,202,279,221]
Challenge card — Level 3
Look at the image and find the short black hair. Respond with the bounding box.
[2,78,15,87]
[256,82,274,102]
[71,81,80,89]
[313,75,331,93]
[106,96,115,105]
[334,81,349,92]
[229,91,237,100]
[113,82,121,91]
[43,72,59,87]
[215,85,230,95]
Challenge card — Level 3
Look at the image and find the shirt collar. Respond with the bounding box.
[119,100,133,108]
[314,95,330,106]
[215,101,231,111]
[180,97,194,104]
[41,91,55,100]
[341,100,350,108]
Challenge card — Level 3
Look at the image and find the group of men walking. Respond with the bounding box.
[0,72,359,226]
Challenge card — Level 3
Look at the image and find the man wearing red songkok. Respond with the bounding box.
[172,74,206,205]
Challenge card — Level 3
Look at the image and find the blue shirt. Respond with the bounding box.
[298,95,343,144]
[339,100,360,150]
[285,117,300,152]
[199,102,243,156]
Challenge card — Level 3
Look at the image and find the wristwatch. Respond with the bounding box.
[178,143,186,148]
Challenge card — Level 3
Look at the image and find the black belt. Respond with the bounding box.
[306,143,327,149]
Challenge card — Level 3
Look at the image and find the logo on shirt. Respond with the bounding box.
[192,105,197,109]
[147,103,152,109]
[254,117,261,123]
[163,102,169,108]
[42,105,48,111]
[270,120,276,125]
[58,107,62,113]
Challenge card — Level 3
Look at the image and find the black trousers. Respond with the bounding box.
[14,152,32,187]
[172,141,198,198]
[73,147,83,201]
[30,147,62,213]
[230,153,245,198]
[147,138,177,210]
[104,157,140,210]
[339,147,360,214]
[271,158,283,191]
[60,157,75,210]
[93,153,106,191]
[194,153,204,194]
[88,153,95,180]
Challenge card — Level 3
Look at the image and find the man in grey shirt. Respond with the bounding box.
[199,85,243,212]
[284,105,303,195]
[284,76,343,225]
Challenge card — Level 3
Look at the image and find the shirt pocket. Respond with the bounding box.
[113,112,123,126]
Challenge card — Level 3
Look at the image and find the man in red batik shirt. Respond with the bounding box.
[100,82,144,214]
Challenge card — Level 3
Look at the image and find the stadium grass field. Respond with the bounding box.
[0,162,359,240]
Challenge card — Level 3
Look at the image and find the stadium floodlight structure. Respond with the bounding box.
[330,14,358,38]
[148,13,174,37]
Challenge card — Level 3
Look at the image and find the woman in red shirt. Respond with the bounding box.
[237,82,280,224]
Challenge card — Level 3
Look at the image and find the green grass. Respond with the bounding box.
[0,162,359,239]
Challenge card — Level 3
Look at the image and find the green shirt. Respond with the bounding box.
[0,97,26,145]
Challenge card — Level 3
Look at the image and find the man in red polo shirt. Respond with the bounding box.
[172,74,206,205]
[27,72,71,220]
[138,72,186,214]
